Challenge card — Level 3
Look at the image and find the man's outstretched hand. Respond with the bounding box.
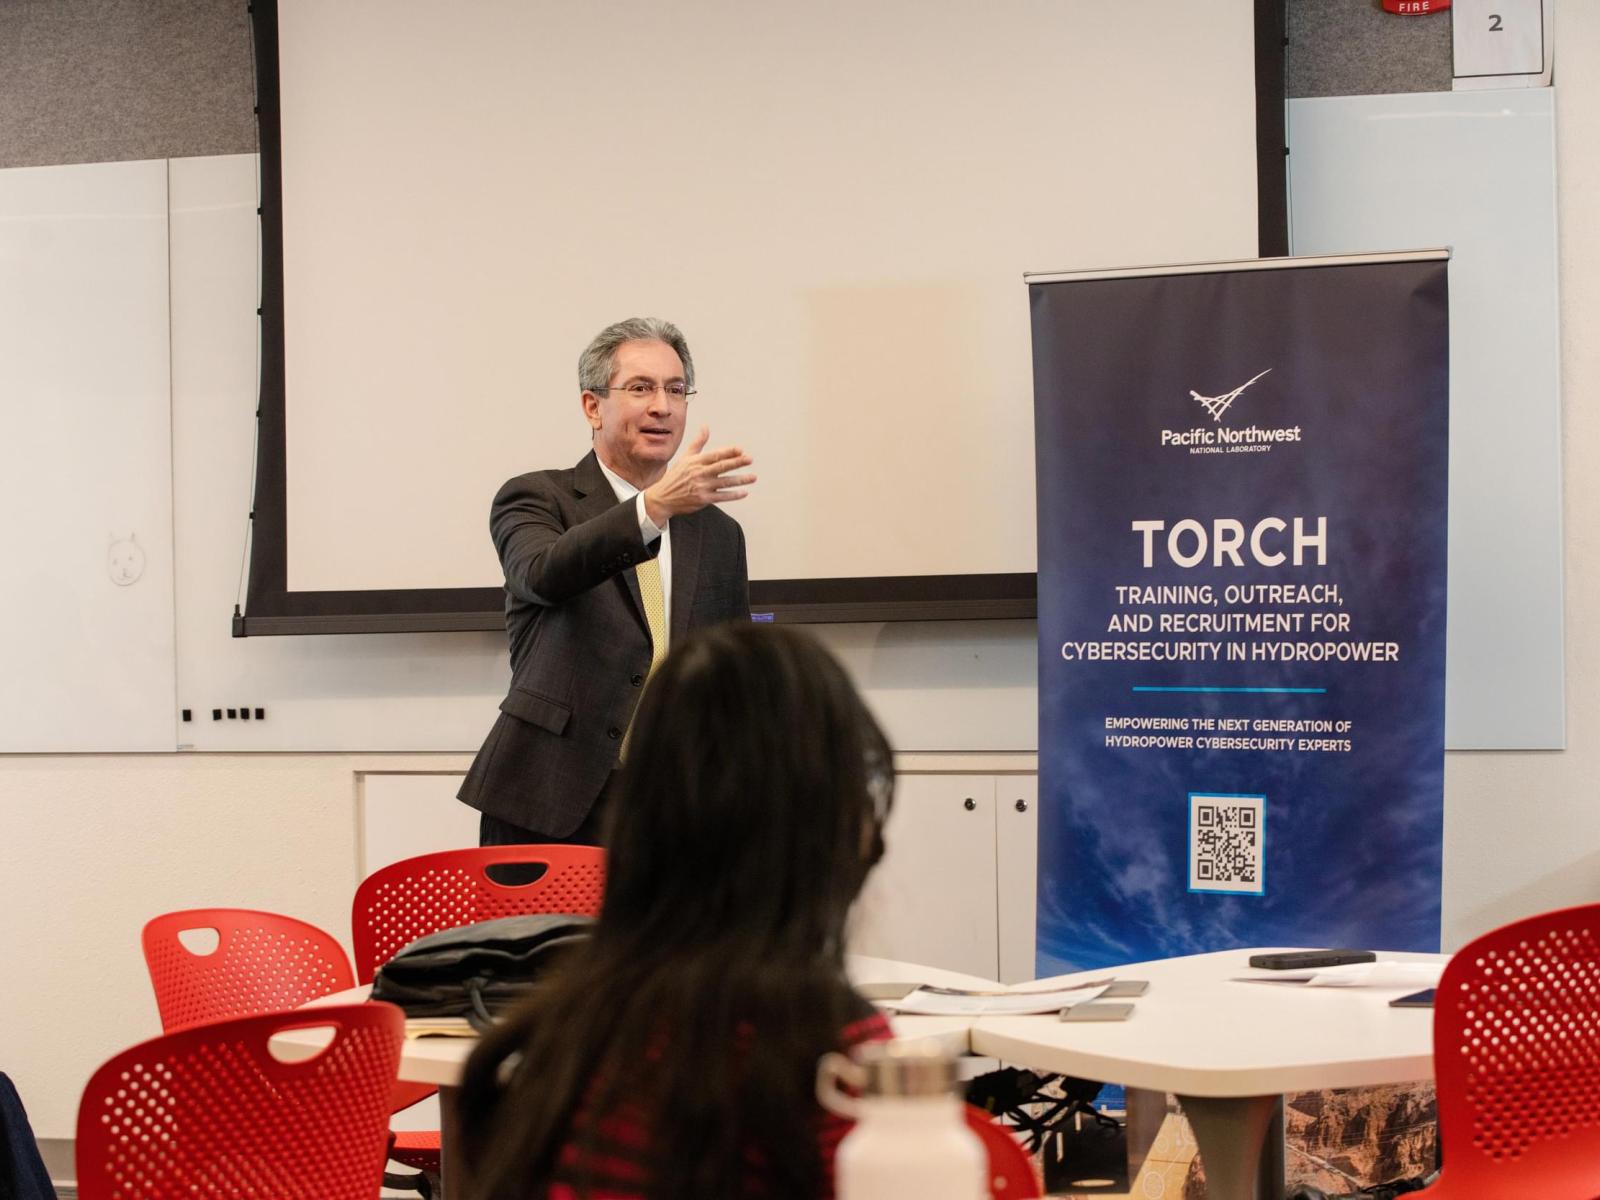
[642,427,756,524]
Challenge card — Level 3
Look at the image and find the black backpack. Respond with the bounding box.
[370,913,594,1030]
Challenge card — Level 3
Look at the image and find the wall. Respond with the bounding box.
[0,753,373,1139]
[1287,1,1454,96]
[1441,0,1599,937]
[0,0,254,168]
[4,0,1600,1148]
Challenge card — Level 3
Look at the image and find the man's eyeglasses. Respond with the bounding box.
[596,381,696,401]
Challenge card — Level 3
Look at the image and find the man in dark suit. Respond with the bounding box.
[459,318,756,845]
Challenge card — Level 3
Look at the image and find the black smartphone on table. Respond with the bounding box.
[1388,988,1436,1008]
[1247,949,1377,970]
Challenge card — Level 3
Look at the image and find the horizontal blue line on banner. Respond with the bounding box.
[1132,686,1327,694]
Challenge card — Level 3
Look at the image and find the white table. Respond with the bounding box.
[971,948,1445,1200]
[273,949,1443,1200]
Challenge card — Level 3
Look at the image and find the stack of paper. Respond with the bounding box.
[870,981,1111,1016]
[403,1017,476,1038]
[1238,961,1446,989]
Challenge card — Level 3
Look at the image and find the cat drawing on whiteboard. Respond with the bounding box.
[108,533,146,586]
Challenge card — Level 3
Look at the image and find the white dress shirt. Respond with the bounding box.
[594,455,672,638]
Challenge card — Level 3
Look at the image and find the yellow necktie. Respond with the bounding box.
[622,556,667,761]
[635,554,668,674]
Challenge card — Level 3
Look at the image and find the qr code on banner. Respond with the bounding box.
[1189,793,1265,895]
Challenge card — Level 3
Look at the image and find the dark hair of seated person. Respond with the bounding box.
[456,623,896,1200]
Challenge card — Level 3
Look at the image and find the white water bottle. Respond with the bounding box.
[817,1037,988,1200]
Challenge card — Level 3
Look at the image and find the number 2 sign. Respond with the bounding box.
[1452,0,1551,87]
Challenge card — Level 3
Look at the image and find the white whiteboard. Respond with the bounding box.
[7,134,1561,754]
[275,0,1262,594]
[1287,89,1564,749]
[0,159,176,752]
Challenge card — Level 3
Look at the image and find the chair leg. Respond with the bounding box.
[384,1166,435,1198]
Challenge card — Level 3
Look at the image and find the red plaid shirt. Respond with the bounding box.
[545,1010,893,1199]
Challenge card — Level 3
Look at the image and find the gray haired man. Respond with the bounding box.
[459,318,756,845]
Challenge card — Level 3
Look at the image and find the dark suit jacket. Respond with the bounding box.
[0,1072,55,1200]
[458,450,750,835]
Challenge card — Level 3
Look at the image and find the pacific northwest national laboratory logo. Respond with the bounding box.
[1192,368,1271,422]
[1161,367,1304,456]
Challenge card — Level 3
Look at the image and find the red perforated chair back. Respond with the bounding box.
[76,1003,403,1200]
[1417,902,1600,1199]
[964,1106,1043,1198]
[142,909,355,1033]
[351,844,606,982]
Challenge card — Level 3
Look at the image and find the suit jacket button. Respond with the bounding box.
[607,726,622,739]
[631,673,644,687]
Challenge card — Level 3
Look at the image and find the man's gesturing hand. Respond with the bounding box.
[642,427,757,524]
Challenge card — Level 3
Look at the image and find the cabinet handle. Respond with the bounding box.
[963,797,977,812]
[1014,798,1029,813]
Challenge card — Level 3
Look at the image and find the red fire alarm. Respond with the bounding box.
[1382,0,1450,12]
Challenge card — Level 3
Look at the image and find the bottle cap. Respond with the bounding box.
[854,1037,960,1097]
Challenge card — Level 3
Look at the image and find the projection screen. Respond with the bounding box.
[243,0,1267,632]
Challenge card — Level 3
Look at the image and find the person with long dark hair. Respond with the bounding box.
[457,623,896,1200]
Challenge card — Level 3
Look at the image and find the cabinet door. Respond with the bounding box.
[359,772,478,874]
[850,775,1000,980]
[996,775,1038,983]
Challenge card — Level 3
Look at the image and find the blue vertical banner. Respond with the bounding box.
[1030,254,1449,974]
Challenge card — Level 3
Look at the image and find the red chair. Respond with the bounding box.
[965,1106,1043,1198]
[350,844,606,981]
[141,909,430,1195]
[350,845,607,1182]
[1410,902,1600,1199]
[76,1003,402,1200]
[141,908,355,1033]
